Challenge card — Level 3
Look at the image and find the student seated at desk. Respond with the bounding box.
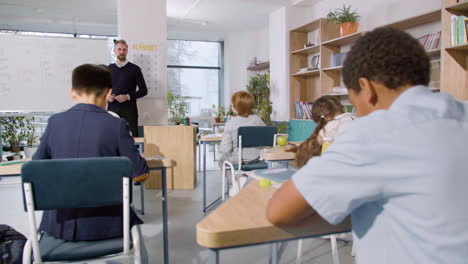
[290,95,354,168]
[266,28,468,264]
[219,91,265,185]
[33,64,149,241]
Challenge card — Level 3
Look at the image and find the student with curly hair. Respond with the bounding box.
[267,27,468,264]
[291,95,354,168]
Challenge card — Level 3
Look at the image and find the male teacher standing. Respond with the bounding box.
[108,39,148,137]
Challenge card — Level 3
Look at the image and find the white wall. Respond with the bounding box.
[269,0,442,120]
[224,27,269,107]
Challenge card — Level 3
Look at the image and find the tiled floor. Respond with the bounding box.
[0,149,355,264]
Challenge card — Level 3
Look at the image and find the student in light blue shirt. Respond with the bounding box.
[266,27,468,264]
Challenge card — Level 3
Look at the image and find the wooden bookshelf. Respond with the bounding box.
[446,1,468,15]
[383,9,441,30]
[291,45,320,55]
[289,8,445,119]
[441,0,468,99]
[292,69,320,77]
[445,43,468,51]
[247,62,269,71]
[427,48,441,57]
[289,17,358,119]
[321,32,364,47]
[322,66,343,72]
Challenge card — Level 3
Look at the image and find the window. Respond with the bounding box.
[167,40,223,128]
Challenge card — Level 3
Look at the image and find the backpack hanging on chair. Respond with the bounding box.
[0,224,26,264]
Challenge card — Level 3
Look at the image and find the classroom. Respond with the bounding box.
[1,0,468,263]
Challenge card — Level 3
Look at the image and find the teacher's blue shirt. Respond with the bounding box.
[293,85,468,264]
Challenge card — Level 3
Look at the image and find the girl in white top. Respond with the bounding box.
[218,91,265,168]
[290,95,355,168]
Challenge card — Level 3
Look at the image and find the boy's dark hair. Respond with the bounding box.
[72,64,112,96]
[342,27,430,92]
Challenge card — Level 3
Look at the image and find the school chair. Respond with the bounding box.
[222,126,277,200]
[21,157,146,264]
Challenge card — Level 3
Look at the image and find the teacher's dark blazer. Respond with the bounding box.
[33,103,148,241]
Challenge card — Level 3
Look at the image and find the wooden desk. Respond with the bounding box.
[197,181,351,263]
[263,145,295,161]
[200,134,223,212]
[0,157,174,264]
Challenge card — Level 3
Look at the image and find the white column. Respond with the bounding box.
[117,0,168,125]
[269,7,289,121]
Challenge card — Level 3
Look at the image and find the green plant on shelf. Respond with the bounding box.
[247,73,272,125]
[1,116,31,153]
[212,105,225,119]
[326,4,360,24]
[167,90,188,125]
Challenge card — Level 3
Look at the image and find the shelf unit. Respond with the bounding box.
[288,9,445,119]
[384,9,442,59]
[442,0,468,99]
[289,17,363,119]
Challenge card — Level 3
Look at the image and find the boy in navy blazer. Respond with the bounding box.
[33,64,149,241]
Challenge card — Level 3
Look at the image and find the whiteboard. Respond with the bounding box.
[0,34,108,111]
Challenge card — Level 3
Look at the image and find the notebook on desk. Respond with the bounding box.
[251,168,296,184]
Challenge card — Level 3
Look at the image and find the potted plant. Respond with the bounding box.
[212,105,225,123]
[326,5,360,37]
[247,73,272,125]
[226,105,235,120]
[23,117,39,158]
[0,116,27,160]
[167,90,188,125]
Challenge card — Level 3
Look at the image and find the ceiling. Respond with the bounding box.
[0,0,323,38]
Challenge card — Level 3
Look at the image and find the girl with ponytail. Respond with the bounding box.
[290,95,355,168]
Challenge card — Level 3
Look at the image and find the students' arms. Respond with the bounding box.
[266,180,319,226]
[117,120,149,178]
[132,66,148,99]
[219,126,233,155]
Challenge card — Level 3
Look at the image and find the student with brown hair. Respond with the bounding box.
[291,95,354,168]
[219,91,265,168]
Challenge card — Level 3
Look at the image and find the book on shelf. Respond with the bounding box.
[417,31,440,51]
[450,15,468,46]
[294,101,313,119]
[429,60,440,90]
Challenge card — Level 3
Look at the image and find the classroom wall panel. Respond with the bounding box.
[0,35,108,111]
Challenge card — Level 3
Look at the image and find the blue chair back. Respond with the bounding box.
[238,126,277,147]
[21,157,132,211]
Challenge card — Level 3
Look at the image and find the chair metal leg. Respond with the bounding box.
[330,235,340,264]
[269,242,279,264]
[296,239,303,264]
[22,238,32,264]
[131,226,142,264]
[208,249,219,264]
[222,162,226,201]
[140,183,145,215]
[203,142,207,212]
[161,168,169,264]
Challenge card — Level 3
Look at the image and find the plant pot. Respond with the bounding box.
[214,117,221,123]
[340,22,358,37]
[11,146,21,153]
[24,146,38,158]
